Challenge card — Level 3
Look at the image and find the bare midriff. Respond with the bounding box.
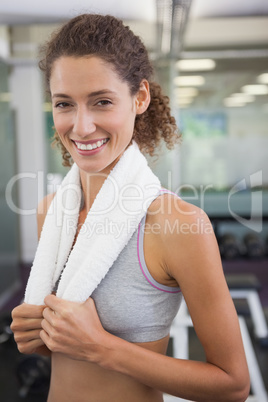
[47,335,169,402]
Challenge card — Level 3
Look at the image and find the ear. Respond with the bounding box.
[135,79,150,115]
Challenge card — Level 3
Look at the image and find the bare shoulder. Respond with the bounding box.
[37,193,56,239]
[147,192,212,235]
[146,193,218,280]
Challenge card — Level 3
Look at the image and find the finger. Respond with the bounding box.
[42,306,58,325]
[11,318,43,332]
[40,328,67,354]
[14,329,42,343]
[44,294,64,312]
[84,297,94,307]
[41,316,54,334]
[84,297,99,317]
[12,303,46,319]
[40,329,53,350]
[17,338,44,354]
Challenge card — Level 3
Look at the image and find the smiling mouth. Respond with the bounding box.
[73,138,109,151]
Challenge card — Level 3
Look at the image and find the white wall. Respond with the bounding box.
[9,63,47,263]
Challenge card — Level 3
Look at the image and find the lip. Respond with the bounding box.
[72,138,109,156]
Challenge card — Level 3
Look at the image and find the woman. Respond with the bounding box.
[11,14,250,402]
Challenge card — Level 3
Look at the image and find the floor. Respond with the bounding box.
[0,261,267,401]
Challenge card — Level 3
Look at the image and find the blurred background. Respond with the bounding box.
[0,0,267,401]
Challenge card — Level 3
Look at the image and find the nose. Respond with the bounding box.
[72,106,96,138]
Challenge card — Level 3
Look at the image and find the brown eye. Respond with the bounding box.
[96,100,112,106]
[55,102,71,108]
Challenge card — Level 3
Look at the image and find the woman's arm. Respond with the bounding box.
[103,199,250,401]
[40,197,250,401]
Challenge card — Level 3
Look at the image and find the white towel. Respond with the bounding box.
[24,142,161,304]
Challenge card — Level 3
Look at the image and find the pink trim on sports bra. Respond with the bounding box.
[137,219,181,294]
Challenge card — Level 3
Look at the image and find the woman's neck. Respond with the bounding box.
[78,151,124,212]
[79,169,109,212]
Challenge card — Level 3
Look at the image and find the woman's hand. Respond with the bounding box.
[40,295,111,363]
[11,303,50,355]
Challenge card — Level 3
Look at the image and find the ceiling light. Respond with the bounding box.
[257,73,268,84]
[230,93,255,103]
[174,87,199,97]
[174,76,205,86]
[224,98,245,108]
[176,59,216,71]
[241,85,268,95]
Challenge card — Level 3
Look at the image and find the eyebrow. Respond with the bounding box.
[52,90,117,99]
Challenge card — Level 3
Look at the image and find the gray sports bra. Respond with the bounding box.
[91,194,182,343]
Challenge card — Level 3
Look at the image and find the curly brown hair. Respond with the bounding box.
[39,13,180,166]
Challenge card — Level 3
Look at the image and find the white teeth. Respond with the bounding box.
[75,139,108,151]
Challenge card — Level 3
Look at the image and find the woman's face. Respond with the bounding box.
[50,56,149,175]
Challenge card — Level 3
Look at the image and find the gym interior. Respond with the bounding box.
[0,1,267,401]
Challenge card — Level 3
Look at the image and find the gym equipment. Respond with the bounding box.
[16,355,51,398]
[171,300,268,402]
[244,233,265,260]
[0,312,13,344]
[217,233,242,260]
[226,273,268,346]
